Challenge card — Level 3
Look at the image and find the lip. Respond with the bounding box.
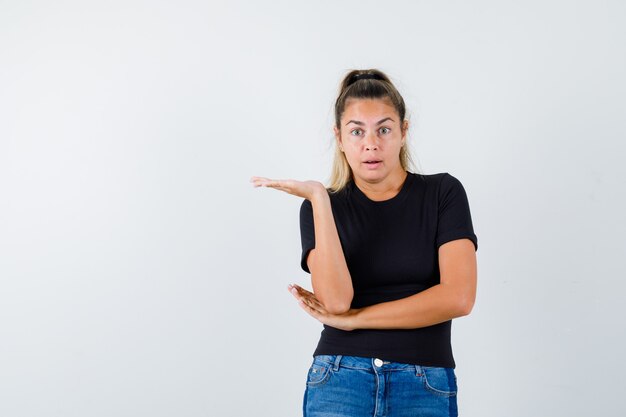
[363,161,382,169]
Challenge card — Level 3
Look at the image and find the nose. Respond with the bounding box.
[364,132,379,150]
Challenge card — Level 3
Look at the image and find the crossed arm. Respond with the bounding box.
[291,238,476,331]
[292,190,477,330]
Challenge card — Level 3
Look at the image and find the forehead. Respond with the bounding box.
[342,98,397,120]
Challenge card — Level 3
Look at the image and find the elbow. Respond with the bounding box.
[457,296,475,317]
[319,293,353,315]
[311,275,354,314]
[325,301,352,315]
[445,281,475,317]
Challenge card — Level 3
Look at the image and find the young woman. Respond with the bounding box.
[251,69,478,417]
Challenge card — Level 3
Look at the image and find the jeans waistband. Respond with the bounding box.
[313,354,422,372]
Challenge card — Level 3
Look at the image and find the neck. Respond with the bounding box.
[354,168,408,200]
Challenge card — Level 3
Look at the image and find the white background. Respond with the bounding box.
[1,1,625,416]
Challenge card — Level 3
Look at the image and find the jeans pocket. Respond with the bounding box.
[306,358,333,387]
[420,366,458,397]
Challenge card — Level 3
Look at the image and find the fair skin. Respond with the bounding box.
[334,98,409,201]
[250,97,477,330]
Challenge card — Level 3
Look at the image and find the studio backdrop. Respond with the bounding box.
[1,1,624,416]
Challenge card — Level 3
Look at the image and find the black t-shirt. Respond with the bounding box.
[298,171,478,368]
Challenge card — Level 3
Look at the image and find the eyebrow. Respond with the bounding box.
[345,117,394,126]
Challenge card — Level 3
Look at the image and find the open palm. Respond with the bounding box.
[250,176,326,200]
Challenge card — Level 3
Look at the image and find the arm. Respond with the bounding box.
[249,175,354,314]
[351,238,477,329]
[307,190,354,314]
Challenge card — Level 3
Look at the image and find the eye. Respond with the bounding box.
[350,128,362,136]
[379,127,390,134]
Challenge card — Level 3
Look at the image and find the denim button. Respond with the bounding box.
[374,358,383,367]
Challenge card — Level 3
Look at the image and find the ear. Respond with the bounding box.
[401,120,409,144]
[334,126,343,151]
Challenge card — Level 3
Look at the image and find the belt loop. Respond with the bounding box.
[415,364,422,376]
[333,355,342,371]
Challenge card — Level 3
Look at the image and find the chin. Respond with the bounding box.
[360,170,385,180]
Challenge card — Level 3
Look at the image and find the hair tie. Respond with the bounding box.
[349,73,382,85]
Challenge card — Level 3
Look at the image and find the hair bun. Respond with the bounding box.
[348,72,384,85]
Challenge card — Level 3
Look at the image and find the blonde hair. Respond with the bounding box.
[327,69,418,193]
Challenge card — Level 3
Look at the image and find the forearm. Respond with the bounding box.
[352,283,471,330]
[309,191,353,313]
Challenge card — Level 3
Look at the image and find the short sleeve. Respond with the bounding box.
[299,199,315,273]
[436,173,478,251]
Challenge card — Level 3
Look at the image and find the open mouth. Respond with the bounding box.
[364,160,382,168]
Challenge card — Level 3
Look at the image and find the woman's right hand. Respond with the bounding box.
[250,176,327,201]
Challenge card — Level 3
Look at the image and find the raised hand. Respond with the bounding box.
[250,176,327,201]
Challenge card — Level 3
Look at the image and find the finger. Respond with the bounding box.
[294,289,318,304]
[302,295,325,310]
[250,177,282,188]
[259,181,291,193]
[301,297,325,315]
[298,299,320,317]
[293,288,324,309]
[289,287,301,300]
[291,290,316,310]
[250,176,270,185]
[290,285,324,310]
[293,284,314,296]
[300,292,324,309]
[290,284,306,294]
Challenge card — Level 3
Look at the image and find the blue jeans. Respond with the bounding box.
[303,355,458,417]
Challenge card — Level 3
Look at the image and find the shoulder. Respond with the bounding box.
[425,172,466,191]
[410,171,460,189]
[416,172,471,204]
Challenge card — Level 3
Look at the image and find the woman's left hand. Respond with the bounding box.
[287,284,361,331]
